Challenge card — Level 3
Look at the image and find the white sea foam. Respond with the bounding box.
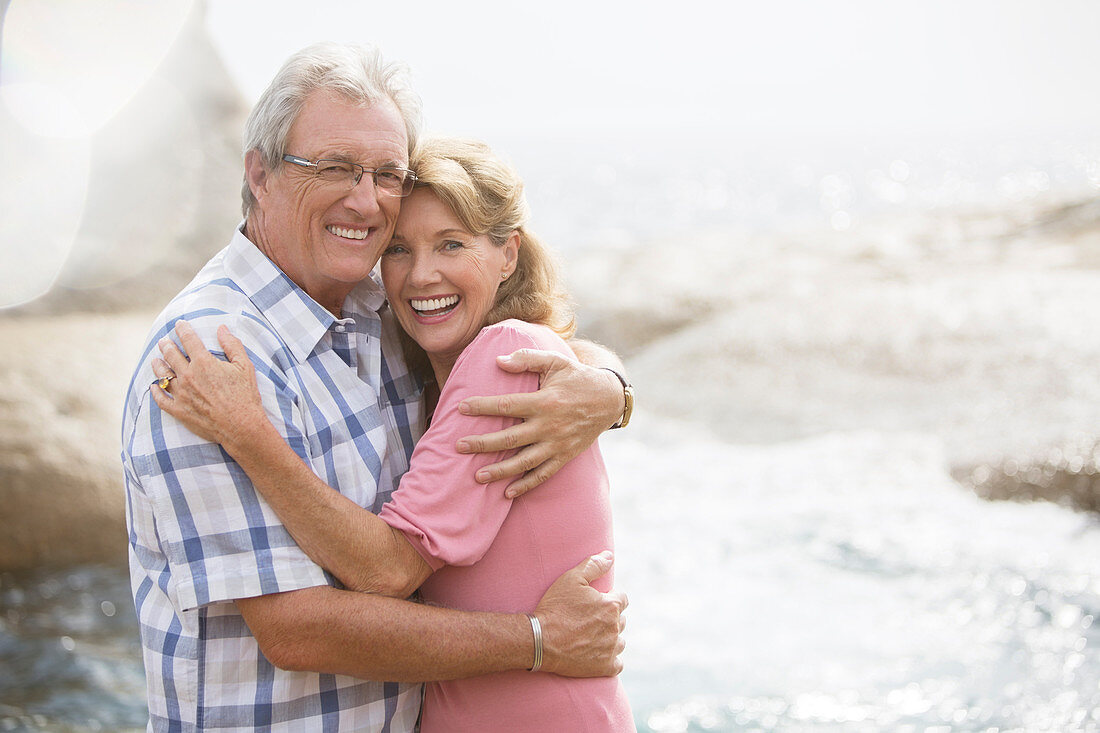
[606,419,1100,731]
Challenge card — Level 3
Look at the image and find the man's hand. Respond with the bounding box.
[533,551,627,677]
[455,349,624,498]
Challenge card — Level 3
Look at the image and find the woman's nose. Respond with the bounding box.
[408,253,441,286]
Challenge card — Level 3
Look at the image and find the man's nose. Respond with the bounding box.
[343,173,382,215]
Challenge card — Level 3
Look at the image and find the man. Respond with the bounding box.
[121,42,632,731]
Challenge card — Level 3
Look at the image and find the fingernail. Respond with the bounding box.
[504,488,517,499]
[455,440,471,453]
[458,402,472,415]
[476,470,491,483]
[497,354,513,364]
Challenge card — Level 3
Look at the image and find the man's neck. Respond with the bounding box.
[243,217,348,318]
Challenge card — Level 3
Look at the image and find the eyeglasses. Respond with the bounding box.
[282,154,419,197]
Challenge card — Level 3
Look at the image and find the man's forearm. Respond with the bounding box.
[238,585,533,682]
[224,419,429,597]
[569,338,626,374]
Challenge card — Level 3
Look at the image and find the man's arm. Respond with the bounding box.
[456,339,629,497]
[150,322,628,681]
[152,322,430,597]
[238,551,627,681]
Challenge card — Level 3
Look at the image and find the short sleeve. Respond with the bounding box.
[378,321,564,570]
[126,313,328,611]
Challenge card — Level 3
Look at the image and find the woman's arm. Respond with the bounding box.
[151,320,431,596]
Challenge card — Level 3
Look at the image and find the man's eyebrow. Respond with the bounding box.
[321,151,407,168]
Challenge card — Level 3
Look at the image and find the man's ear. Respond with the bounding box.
[244,149,270,204]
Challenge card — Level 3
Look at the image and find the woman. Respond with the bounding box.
[152,137,634,732]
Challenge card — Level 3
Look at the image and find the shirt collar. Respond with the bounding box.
[223,225,388,362]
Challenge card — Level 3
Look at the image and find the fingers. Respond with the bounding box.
[472,444,551,486]
[173,320,210,363]
[217,324,250,366]
[150,379,172,411]
[151,358,174,388]
[458,391,539,419]
[455,423,532,455]
[504,455,564,498]
[157,334,190,374]
[150,358,174,407]
[575,550,614,586]
[494,348,565,375]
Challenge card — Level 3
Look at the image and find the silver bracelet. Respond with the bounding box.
[526,613,543,672]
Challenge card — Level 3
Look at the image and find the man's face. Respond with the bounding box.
[250,91,409,310]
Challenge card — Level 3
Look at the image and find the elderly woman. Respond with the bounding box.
[152,137,635,732]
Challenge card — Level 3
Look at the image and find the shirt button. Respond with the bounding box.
[334,324,345,333]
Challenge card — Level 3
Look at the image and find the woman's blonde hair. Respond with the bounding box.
[410,137,576,338]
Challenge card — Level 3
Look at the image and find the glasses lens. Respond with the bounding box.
[314,160,360,187]
[372,167,410,194]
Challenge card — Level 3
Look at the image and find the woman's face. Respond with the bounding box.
[381,188,517,381]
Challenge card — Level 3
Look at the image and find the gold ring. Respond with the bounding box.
[156,374,176,390]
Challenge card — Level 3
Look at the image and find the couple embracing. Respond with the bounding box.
[122,42,636,731]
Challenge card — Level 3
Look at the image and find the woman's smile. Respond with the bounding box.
[409,294,461,320]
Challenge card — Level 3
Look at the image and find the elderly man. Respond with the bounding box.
[121,43,631,731]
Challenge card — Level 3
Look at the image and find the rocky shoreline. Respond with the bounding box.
[0,312,156,570]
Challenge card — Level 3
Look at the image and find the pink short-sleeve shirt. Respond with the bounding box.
[379,319,634,732]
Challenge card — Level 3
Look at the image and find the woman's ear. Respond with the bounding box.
[502,230,520,277]
[244,149,270,204]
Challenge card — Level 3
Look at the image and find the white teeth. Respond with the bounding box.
[411,295,459,312]
[327,226,369,240]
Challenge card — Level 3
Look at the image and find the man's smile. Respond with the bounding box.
[326,225,371,240]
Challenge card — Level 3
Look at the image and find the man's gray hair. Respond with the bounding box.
[240,42,423,217]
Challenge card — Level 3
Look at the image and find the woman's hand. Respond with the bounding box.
[454,349,625,498]
[150,320,267,450]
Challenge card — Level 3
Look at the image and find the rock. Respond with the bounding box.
[0,312,155,570]
[0,0,249,570]
[957,436,1100,514]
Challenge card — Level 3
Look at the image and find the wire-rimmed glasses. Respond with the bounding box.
[282,154,418,197]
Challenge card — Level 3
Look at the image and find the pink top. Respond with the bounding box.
[379,319,634,733]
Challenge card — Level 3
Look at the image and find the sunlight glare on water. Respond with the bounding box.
[605,420,1100,732]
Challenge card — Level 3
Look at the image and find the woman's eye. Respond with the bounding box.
[383,244,408,256]
[443,240,464,251]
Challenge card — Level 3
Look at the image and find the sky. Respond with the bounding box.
[2,0,1099,308]
[203,0,1100,144]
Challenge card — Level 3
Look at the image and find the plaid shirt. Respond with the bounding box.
[121,228,424,732]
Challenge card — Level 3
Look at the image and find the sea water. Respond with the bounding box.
[3,132,1100,731]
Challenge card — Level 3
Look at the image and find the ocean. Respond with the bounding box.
[2,131,1100,731]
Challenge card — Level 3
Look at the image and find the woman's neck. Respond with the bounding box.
[428,355,455,388]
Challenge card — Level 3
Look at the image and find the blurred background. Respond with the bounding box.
[2,1,1100,730]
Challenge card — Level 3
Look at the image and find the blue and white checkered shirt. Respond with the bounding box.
[121,227,425,732]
